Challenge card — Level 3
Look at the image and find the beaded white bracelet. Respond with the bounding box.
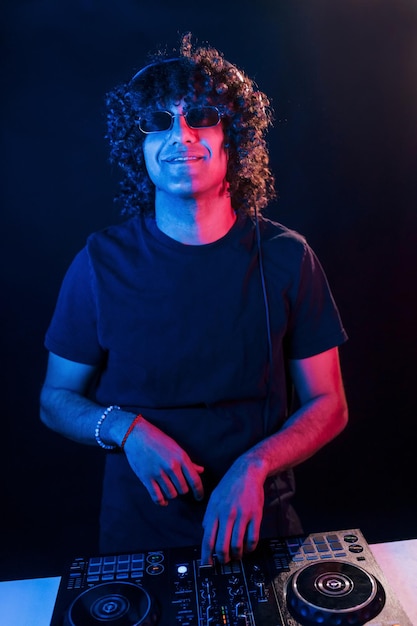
[94,405,120,450]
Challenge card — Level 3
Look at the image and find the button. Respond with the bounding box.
[343,533,359,543]
[146,564,164,575]
[147,552,164,564]
[316,544,330,553]
[118,555,130,563]
[131,555,145,572]
[102,563,116,573]
[117,562,130,572]
[348,544,364,554]
[103,556,116,563]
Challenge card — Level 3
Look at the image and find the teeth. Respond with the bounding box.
[168,156,200,162]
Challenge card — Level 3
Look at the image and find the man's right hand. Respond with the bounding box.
[122,417,205,506]
[40,353,205,506]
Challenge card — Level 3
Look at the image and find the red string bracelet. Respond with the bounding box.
[120,414,143,450]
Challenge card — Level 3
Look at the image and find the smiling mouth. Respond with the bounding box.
[164,155,204,163]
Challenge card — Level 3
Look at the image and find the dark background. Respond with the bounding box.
[1,0,416,580]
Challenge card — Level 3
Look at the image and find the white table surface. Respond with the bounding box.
[0,575,61,626]
[370,538,417,625]
[0,539,415,625]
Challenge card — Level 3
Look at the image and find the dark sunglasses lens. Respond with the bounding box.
[187,107,220,128]
[139,111,172,133]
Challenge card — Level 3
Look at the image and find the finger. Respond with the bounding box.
[165,467,190,496]
[160,476,183,500]
[230,515,247,561]
[244,517,261,553]
[147,479,168,507]
[183,464,205,501]
[165,463,203,498]
[213,516,235,564]
[201,518,218,566]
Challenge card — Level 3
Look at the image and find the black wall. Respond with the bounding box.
[2,0,416,579]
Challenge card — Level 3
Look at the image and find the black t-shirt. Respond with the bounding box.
[45,213,347,551]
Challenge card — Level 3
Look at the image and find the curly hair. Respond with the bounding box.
[105,33,276,217]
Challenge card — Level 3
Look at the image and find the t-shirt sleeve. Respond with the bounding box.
[286,242,348,359]
[44,248,104,365]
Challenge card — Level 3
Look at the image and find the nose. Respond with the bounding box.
[169,114,197,142]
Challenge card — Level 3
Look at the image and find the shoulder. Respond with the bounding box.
[84,217,148,266]
[257,216,311,265]
[87,217,142,250]
[258,216,307,245]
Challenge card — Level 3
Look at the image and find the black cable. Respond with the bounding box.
[254,209,286,537]
[253,207,274,438]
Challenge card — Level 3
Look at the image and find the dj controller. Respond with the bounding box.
[50,528,411,625]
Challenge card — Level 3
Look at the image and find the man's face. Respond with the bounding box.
[142,101,228,202]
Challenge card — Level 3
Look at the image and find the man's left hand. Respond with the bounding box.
[201,458,265,565]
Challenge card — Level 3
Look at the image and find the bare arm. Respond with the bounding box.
[40,352,204,504]
[201,346,348,564]
[40,352,126,445]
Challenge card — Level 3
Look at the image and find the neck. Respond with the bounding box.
[154,192,236,245]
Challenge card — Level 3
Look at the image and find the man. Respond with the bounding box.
[40,34,348,565]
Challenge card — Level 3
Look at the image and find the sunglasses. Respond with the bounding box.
[137,106,222,134]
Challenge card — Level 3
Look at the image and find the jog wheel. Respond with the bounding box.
[64,581,159,626]
[286,561,385,625]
